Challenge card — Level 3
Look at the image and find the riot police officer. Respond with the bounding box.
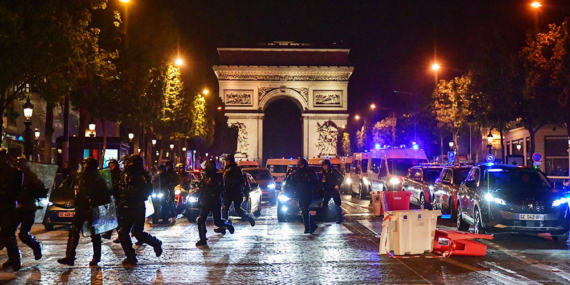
[196,160,235,247]
[220,155,255,232]
[163,161,180,223]
[13,157,45,261]
[57,157,111,266]
[0,148,23,271]
[289,158,320,234]
[102,159,122,242]
[321,159,344,224]
[116,155,163,266]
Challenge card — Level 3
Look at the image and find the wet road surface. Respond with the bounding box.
[0,194,569,284]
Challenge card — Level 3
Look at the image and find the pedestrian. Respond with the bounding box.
[195,160,235,247]
[57,157,111,266]
[320,159,344,224]
[0,148,24,271]
[289,158,320,233]
[116,155,163,266]
[151,165,167,224]
[219,154,255,234]
[101,159,123,243]
[164,161,180,223]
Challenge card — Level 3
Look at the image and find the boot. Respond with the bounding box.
[214,228,226,234]
[113,238,121,244]
[122,257,138,266]
[247,216,255,227]
[20,232,42,260]
[89,235,102,266]
[57,228,79,266]
[119,230,136,263]
[101,231,112,240]
[138,232,163,257]
[309,214,318,234]
[336,206,344,224]
[3,237,21,271]
[302,210,310,233]
[226,221,235,234]
[196,223,208,247]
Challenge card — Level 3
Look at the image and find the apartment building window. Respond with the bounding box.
[545,136,568,176]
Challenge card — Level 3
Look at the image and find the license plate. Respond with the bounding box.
[518,214,545,221]
[58,212,75,218]
[309,211,317,216]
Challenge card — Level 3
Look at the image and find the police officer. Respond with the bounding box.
[220,154,255,231]
[13,157,45,261]
[57,157,111,266]
[196,160,234,247]
[321,159,344,224]
[289,158,320,234]
[102,159,122,243]
[116,155,163,266]
[163,161,180,223]
[0,148,23,271]
[176,163,191,190]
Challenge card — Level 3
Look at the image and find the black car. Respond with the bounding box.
[456,164,570,242]
[432,165,471,220]
[402,165,444,209]
[43,173,77,231]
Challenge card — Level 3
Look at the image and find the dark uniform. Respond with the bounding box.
[221,155,255,228]
[0,149,24,271]
[57,157,111,267]
[196,161,235,247]
[116,155,163,265]
[176,163,191,190]
[163,162,180,222]
[102,159,122,241]
[289,158,320,233]
[321,160,344,224]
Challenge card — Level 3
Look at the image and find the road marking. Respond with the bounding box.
[441,259,538,285]
[393,258,434,284]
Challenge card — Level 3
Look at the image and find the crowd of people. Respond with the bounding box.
[0,148,344,269]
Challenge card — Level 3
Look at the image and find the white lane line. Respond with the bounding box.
[481,240,570,282]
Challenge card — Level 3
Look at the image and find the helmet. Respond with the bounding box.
[225,154,235,163]
[165,161,174,170]
[129,154,144,168]
[82,157,99,171]
[297,158,308,168]
[108,159,119,166]
[322,159,332,167]
[0,148,7,156]
[204,160,217,173]
[176,163,184,168]
[16,156,29,169]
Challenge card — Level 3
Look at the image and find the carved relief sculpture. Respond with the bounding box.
[224,90,253,106]
[315,120,339,156]
[314,90,343,107]
[258,87,309,104]
[231,122,249,156]
[217,72,351,82]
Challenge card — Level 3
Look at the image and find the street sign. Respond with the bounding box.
[447,151,455,163]
[486,154,495,163]
[532,153,542,163]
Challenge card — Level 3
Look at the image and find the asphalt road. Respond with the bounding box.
[0,194,569,284]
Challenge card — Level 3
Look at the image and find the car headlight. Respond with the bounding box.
[345,178,352,185]
[389,177,401,186]
[429,185,434,191]
[552,197,568,207]
[268,183,276,189]
[175,189,181,195]
[278,195,291,202]
[41,200,53,206]
[157,193,164,198]
[189,197,199,203]
[485,193,506,205]
[362,177,370,185]
[152,194,157,198]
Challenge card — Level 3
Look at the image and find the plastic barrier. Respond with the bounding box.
[432,229,493,257]
[371,190,383,217]
[382,191,411,212]
[380,209,441,256]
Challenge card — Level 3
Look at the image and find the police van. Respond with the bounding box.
[266,158,296,183]
[350,148,428,199]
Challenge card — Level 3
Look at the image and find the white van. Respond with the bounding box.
[351,148,428,199]
[265,158,295,182]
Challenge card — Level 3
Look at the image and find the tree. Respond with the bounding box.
[356,120,372,152]
[550,18,570,145]
[342,133,351,155]
[431,75,474,155]
[372,113,397,147]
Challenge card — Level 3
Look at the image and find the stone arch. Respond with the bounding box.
[259,88,308,111]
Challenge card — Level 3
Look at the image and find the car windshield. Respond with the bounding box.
[485,168,552,190]
[388,159,428,176]
[424,169,442,184]
[50,175,76,203]
[454,169,470,185]
[268,165,291,173]
[245,170,271,180]
[309,166,324,179]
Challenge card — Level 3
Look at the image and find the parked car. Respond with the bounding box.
[456,164,570,242]
[242,168,277,204]
[236,172,263,218]
[402,164,444,209]
[277,166,335,222]
[432,165,471,220]
[43,173,78,231]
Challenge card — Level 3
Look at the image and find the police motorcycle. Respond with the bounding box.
[150,170,172,224]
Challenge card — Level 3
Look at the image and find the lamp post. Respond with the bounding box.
[193,150,196,169]
[88,121,96,157]
[449,141,454,150]
[22,98,34,160]
[128,132,134,154]
[34,128,40,162]
[170,143,175,161]
[182,147,187,165]
[487,131,493,155]
[151,139,157,164]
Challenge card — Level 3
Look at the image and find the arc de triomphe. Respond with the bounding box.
[213,42,353,163]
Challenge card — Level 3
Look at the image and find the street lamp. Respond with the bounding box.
[119,0,130,3]
[175,58,183,66]
[449,141,454,150]
[217,106,223,111]
[370,103,376,109]
[202,89,209,95]
[354,115,360,120]
[170,143,175,160]
[88,121,96,157]
[128,132,134,142]
[531,2,542,8]
[151,139,157,147]
[432,63,440,71]
[516,144,522,151]
[487,131,494,155]
[182,147,187,152]
[22,98,34,160]
[34,128,40,162]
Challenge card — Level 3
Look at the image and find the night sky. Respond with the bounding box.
[131,0,569,156]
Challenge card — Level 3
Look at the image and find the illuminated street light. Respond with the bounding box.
[217,106,222,110]
[23,98,34,120]
[151,139,157,147]
[34,128,41,140]
[128,132,134,142]
[354,115,360,120]
[202,89,209,95]
[531,2,542,8]
[516,144,522,151]
[487,131,494,155]
[182,147,187,152]
[449,141,454,149]
[370,103,376,109]
[170,144,175,151]
[340,125,346,129]
[432,63,440,71]
[175,58,183,66]
[119,0,130,3]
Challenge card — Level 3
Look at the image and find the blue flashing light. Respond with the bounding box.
[364,150,368,153]
[487,168,504,173]
[412,143,419,150]
[375,143,381,150]
[486,162,495,166]
[441,214,451,219]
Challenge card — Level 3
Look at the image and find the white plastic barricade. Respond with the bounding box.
[371,190,383,217]
[379,209,441,256]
